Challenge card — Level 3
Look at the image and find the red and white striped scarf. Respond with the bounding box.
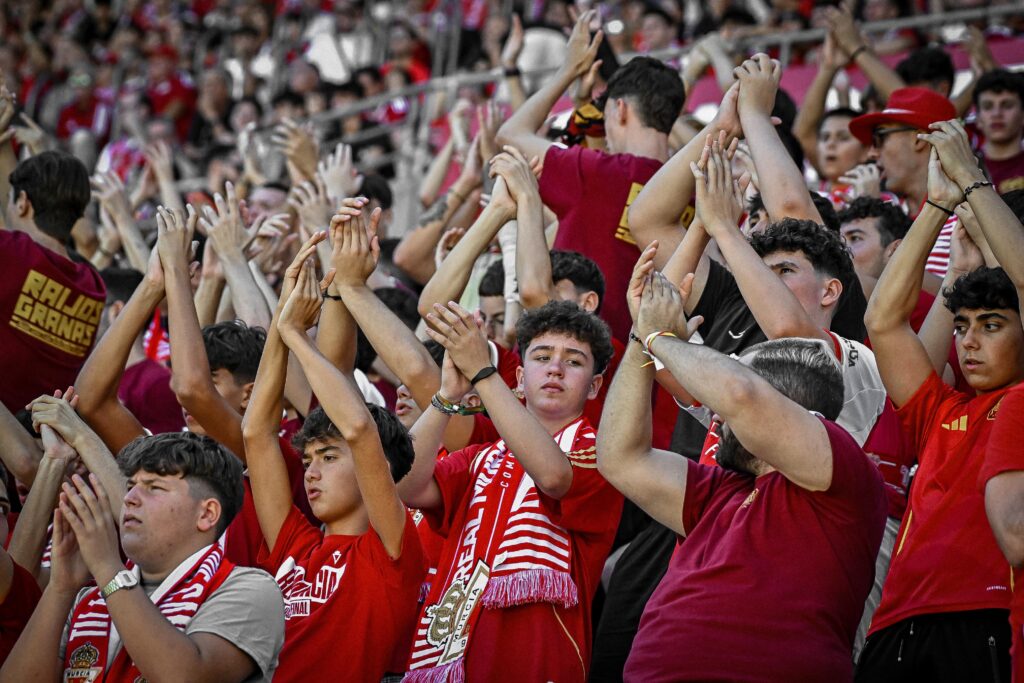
[404,418,593,682]
[62,544,233,683]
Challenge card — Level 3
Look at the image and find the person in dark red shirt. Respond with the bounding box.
[0,151,105,415]
[598,273,886,681]
[975,70,1024,195]
[55,70,112,147]
[244,242,425,682]
[496,11,686,342]
[857,119,1024,681]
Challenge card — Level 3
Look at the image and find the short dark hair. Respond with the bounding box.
[746,193,839,232]
[551,250,605,306]
[100,267,144,305]
[375,286,419,330]
[742,338,844,420]
[201,320,266,385]
[8,151,91,240]
[751,217,856,282]
[516,300,614,374]
[359,173,393,210]
[974,69,1024,108]
[602,56,685,134]
[271,90,304,109]
[944,266,1020,315]
[896,46,954,91]
[819,107,863,132]
[478,259,505,298]
[118,432,244,536]
[423,339,446,367]
[837,196,912,246]
[291,404,414,482]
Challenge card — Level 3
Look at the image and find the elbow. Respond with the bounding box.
[169,376,206,409]
[495,122,515,149]
[863,302,894,337]
[518,282,548,311]
[339,416,377,445]
[536,466,573,500]
[626,204,652,246]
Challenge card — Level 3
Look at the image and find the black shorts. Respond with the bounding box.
[855,609,1011,683]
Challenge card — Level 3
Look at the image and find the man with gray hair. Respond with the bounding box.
[597,271,887,681]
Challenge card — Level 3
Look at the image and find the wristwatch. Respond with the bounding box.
[101,569,139,599]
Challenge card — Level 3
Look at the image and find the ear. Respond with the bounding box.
[14,190,31,218]
[613,97,629,126]
[515,365,524,394]
[587,372,603,401]
[911,134,930,154]
[883,238,902,262]
[821,276,843,309]
[579,291,600,313]
[240,381,255,411]
[195,497,222,534]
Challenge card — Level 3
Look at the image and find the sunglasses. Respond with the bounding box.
[871,126,917,148]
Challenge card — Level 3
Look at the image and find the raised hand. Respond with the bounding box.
[425,302,493,380]
[919,119,987,192]
[734,53,781,119]
[92,171,133,223]
[690,132,745,237]
[562,9,603,81]
[0,82,16,145]
[272,118,318,181]
[59,474,123,586]
[143,140,175,182]
[435,226,466,270]
[280,231,331,305]
[637,271,703,341]
[500,14,525,69]
[330,200,381,288]
[289,175,334,234]
[318,143,362,201]
[278,256,333,338]
[439,351,473,405]
[12,112,49,154]
[924,147,964,211]
[489,145,539,204]
[838,163,882,198]
[199,181,278,260]
[47,506,91,595]
[477,100,502,163]
[156,204,198,269]
[824,4,865,57]
[629,242,658,325]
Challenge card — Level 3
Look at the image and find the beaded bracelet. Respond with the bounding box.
[963,180,994,198]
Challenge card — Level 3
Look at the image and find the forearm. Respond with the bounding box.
[0,585,73,682]
[8,455,64,576]
[865,205,947,333]
[0,141,15,215]
[418,203,513,318]
[742,113,821,222]
[66,432,125,520]
[315,290,357,373]
[220,256,272,330]
[715,227,820,339]
[419,138,455,208]
[155,174,186,215]
[194,276,226,328]
[395,186,473,285]
[497,68,575,146]
[166,266,219,408]
[597,343,656,473]
[918,270,958,374]
[249,261,279,311]
[967,185,1024,288]
[0,404,41,486]
[505,74,527,112]
[111,213,151,272]
[515,197,555,309]
[397,407,449,509]
[474,375,573,498]
[78,282,163,414]
[852,49,904,102]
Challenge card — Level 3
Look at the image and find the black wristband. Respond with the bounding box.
[323,293,342,301]
[503,66,521,78]
[925,199,954,216]
[963,180,994,198]
[629,331,644,345]
[470,366,499,385]
[849,44,868,60]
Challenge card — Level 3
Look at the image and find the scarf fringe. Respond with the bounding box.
[480,568,578,609]
[402,658,465,683]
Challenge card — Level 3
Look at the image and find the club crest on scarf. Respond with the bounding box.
[63,642,102,683]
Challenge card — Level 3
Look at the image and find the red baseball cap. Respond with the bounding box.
[848,87,957,146]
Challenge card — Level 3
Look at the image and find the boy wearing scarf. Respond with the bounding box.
[401,300,623,682]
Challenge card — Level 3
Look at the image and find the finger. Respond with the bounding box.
[423,321,450,347]
[59,495,84,531]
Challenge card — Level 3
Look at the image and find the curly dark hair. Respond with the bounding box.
[516,300,614,374]
[745,192,839,232]
[201,320,267,384]
[1001,189,1024,222]
[944,267,1019,315]
[837,197,913,246]
[601,56,685,134]
[118,432,244,536]
[291,404,414,482]
[551,250,605,307]
[750,217,856,282]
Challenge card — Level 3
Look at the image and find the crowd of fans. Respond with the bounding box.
[0,0,1023,681]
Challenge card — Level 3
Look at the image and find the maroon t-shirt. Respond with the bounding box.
[983,149,1024,195]
[625,420,887,682]
[118,358,185,435]
[0,231,105,413]
[0,559,42,664]
[540,146,676,342]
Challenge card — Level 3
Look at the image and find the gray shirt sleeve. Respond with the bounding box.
[186,567,286,683]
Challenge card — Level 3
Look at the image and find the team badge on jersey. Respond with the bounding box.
[64,642,102,683]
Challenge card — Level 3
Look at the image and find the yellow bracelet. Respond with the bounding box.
[643,330,678,352]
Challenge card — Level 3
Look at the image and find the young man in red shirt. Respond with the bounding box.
[857,120,1024,681]
[598,272,887,681]
[0,151,105,414]
[496,10,686,342]
[400,300,623,682]
[975,70,1024,195]
[243,237,426,681]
